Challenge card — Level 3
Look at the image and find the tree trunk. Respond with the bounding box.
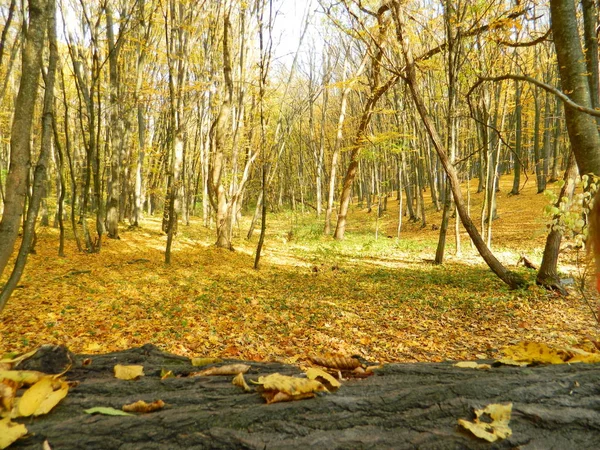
[0,0,48,280]
[0,0,53,312]
[511,80,522,194]
[536,154,577,294]
[550,0,600,176]
[391,2,526,289]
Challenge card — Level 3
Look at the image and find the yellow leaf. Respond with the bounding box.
[565,348,600,364]
[190,357,223,367]
[34,381,69,416]
[496,358,529,367]
[305,368,341,389]
[454,362,492,370]
[458,403,512,443]
[0,349,38,368]
[114,365,145,380]
[232,373,251,392]
[253,373,328,396]
[502,342,569,365]
[17,377,54,417]
[0,370,45,385]
[0,417,27,449]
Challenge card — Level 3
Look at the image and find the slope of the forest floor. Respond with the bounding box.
[0,176,598,363]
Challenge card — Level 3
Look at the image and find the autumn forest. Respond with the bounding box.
[0,0,600,368]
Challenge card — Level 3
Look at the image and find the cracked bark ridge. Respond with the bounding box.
[9,344,600,449]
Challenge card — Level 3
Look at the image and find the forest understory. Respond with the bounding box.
[1,178,598,364]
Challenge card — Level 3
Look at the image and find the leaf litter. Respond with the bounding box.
[0,179,597,366]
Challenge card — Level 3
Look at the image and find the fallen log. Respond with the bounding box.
[8,344,600,449]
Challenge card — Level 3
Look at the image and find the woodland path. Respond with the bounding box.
[9,344,600,449]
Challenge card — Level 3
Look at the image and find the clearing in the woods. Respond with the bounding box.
[0,178,597,363]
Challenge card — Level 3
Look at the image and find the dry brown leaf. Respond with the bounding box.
[458,403,512,443]
[365,365,384,373]
[114,365,145,381]
[263,391,316,404]
[0,417,27,449]
[305,368,341,390]
[122,399,165,413]
[232,373,251,392]
[309,355,361,370]
[195,364,250,376]
[0,380,17,412]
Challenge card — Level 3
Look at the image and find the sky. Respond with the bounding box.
[271,0,321,69]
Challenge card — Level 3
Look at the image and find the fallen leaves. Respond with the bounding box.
[17,377,69,417]
[114,364,145,380]
[1,205,597,366]
[499,342,600,366]
[458,403,513,442]
[305,368,341,390]
[232,373,251,392]
[0,417,27,449]
[252,373,328,404]
[0,362,70,449]
[453,362,492,370]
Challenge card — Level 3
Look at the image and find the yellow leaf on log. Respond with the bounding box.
[458,403,512,443]
[305,368,341,389]
[15,377,67,418]
[114,365,144,380]
[254,373,328,396]
[33,381,69,416]
[0,370,45,385]
[232,373,251,392]
[0,417,27,449]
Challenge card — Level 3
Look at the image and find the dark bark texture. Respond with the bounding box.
[9,344,600,449]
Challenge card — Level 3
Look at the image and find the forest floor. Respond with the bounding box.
[1,177,598,363]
